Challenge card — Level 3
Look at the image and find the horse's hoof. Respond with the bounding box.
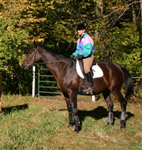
[121,128,126,132]
[68,123,74,127]
[120,120,126,128]
[107,122,114,126]
[74,126,80,133]
[74,128,79,133]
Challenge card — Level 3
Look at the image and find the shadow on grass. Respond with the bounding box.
[78,106,108,121]
[78,106,135,130]
[59,106,134,129]
[78,106,134,122]
[2,104,29,115]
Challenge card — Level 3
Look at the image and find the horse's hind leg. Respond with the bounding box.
[103,90,114,125]
[113,91,127,128]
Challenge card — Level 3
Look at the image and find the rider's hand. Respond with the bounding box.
[77,54,82,60]
[70,55,74,59]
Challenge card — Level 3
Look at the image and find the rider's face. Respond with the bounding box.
[77,29,85,36]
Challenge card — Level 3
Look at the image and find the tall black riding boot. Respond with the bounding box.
[83,72,94,95]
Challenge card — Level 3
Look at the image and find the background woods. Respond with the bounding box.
[0,0,141,95]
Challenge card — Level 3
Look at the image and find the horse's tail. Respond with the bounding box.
[121,67,134,98]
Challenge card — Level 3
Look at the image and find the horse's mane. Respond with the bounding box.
[39,45,68,60]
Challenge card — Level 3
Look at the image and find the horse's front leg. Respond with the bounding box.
[64,92,80,132]
[70,94,81,132]
[65,98,75,127]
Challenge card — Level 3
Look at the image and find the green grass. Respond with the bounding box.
[0,95,142,150]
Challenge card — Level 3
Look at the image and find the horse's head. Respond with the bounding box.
[22,42,40,70]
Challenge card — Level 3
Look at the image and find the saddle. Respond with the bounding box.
[76,59,103,79]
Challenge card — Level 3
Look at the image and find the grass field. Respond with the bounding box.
[0,95,142,150]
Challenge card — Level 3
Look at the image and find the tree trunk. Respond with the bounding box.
[139,0,142,44]
[96,0,103,18]
[131,1,137,24]
[140,0,142,58]
[140,0,142,26]
[95,0,103,38]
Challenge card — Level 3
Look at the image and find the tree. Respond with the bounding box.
[0,0,141,95]
[0,0,31,94]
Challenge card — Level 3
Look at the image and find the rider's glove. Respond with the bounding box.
[77,54,82,60]
[70,55,74,59]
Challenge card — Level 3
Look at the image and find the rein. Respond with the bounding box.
[26,45,74,65]
[34,59,73,65]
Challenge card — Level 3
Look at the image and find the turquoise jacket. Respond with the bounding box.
[72,33,94,58]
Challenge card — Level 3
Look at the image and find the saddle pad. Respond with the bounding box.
[92,64,104,78]
[76,60,103,79]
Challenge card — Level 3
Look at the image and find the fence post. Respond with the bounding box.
[32,65,36,97]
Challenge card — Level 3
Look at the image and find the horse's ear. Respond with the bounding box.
[33,40,38,48]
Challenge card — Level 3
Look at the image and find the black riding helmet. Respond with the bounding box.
[77,23,86,30]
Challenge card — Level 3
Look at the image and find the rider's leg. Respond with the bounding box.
[84,72,93,94]
[86,72,93,86]
[82,56,94,94]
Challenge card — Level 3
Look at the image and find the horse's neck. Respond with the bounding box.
[40,49,67,77]
[42,50,64,65]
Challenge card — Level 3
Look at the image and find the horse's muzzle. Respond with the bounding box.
[22,63,30,70]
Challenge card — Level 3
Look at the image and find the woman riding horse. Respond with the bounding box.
[22,43,133,132]
[70,23,94,95]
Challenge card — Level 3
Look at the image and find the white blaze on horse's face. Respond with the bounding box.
[22,48,36,70]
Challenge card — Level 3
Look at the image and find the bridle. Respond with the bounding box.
[25,46,39,65]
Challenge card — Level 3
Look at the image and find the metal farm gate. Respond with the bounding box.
[37,67,63,98]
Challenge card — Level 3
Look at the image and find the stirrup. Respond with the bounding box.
[83,86,93,95]
[79,85,85,93]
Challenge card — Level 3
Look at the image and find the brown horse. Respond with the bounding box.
[22,43,134,132]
